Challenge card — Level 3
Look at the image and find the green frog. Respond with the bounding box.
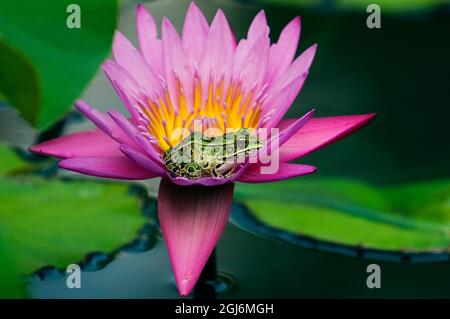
[163,128,263,179]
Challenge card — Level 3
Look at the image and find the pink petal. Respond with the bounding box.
[269,109,314,150]
[279,113,377,162]
[112,31,161,97]
[238,35,270,94]
[158,179,234,296]
[260,109,314,160]
[266,43,317,101]
[247,10,269,41]
[59,156,156,180]
[108,109,163,165]
[263,75,311,128]
[259,44,313,126]
[74,100,139,148]
[238,163,316,183]
[232,11,269,90]
[119,144,166,176]
[136,4,164,76]
[29,129,122,159]
[102,60,146,120]
[182,2,209,65]
[200,9,235,97]
[161,17,194,111]
[75,100,115,136]
[265,17,301,84]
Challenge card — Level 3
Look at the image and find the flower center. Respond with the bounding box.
[136,76,266,152]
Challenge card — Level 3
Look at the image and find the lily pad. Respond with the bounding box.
[0,0,117,129]
[0,230,25,298]
[0,176,145,274]
[0,144,31,175]
[235,178,450,251]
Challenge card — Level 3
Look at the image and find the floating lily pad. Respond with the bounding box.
[0,176,145,274]
[0,0,117,129]
[384,180,450,224]
[235,178,450,251]
[0,144,32,175]
[0,230,25,298]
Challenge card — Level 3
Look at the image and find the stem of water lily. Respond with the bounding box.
[192,248,217,299]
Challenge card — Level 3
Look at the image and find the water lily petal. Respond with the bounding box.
[232,11,269,92]
[239,34,270,95]
[74,100,114,135]
[161,17,194,111]
[262,75,309,129]
[269,43,317,96]
[247,10,269,42]
[108,109,163,165]
[74,100,139,148]
[59,156,156,180]
[265,16,300,84]
[119,144,166,176]
[263,44,317,124]
[238,163,316,183]
[136,4,164,76]
[266,109,314,153]
[182,2,209,66]
[279,113,376,162]
[112,31,161,98]
[102,60,146,120]
[200,9,235,97]
[29,129,122,159]
[158,179,234,296]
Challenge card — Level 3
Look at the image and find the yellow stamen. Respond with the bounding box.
[141,79,262,151]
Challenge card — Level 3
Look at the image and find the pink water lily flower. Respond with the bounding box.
[30,2,375,296]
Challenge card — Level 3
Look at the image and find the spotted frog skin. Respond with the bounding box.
[163,128,263,179]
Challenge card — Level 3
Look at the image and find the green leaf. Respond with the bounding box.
[0,0,118,129]
[384,180,450,225]
[0,144,32,175]
[0,176,145,273]
[0,230,25,298]
[0,40,40,123]
[235,178,450,251]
